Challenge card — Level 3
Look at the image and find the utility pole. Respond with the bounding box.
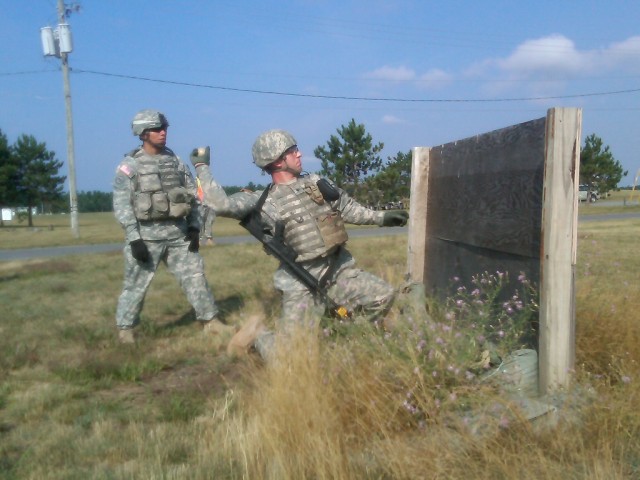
[57,0,79,238]
[41,1,79,237]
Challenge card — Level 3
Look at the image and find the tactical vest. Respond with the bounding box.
[268,177,348,262]
[129,149,193,221]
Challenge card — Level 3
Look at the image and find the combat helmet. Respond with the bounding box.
[131,109,169,136]
[252,129,297,168]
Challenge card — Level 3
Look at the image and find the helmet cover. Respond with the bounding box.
[131,109,169,136]
[251,129,297,168]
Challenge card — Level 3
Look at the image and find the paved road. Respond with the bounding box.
[1,211,638,262]
[578,211,640,222]
[0,226,409,261]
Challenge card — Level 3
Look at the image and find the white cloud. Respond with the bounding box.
[381,114,403,124]
[416,68,452,89]
[363,65,452,90]
[471,34,640,91]
[598,35,640,72]
[472,34,640,81]
[497,34,586,78]
[364,35,640,98]
[363,65,416,82]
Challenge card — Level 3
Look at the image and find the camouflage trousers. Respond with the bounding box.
[254,250,395,358]
[115,236,218,329]
[200,206,215,239]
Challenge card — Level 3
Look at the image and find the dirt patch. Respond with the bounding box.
[0,259,76,281]
[97,353,261,407]
[143,355,249,397]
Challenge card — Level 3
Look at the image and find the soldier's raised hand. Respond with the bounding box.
[190,146,210,167]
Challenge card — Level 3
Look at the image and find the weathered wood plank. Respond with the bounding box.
[421,118,546,299]
[408,147,430,283]
[538,107,581,393]
[427,118,546,258]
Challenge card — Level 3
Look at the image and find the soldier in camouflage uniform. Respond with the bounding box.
[189,130,408,358]
[113,109,233,344]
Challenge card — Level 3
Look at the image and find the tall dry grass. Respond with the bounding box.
[0,219,639,478]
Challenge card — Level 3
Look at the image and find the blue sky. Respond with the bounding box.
[2,1,639,193]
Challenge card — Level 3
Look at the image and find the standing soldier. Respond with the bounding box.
[113,109,233,343]
[189,130,408,358]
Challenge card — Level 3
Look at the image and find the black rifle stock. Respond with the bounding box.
[239,211,351,320]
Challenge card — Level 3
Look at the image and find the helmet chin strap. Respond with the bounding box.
[269,156,301,176]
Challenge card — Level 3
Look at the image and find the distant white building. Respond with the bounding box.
[1,207,38,221]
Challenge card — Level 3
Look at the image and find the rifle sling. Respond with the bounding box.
[318,246,342,289]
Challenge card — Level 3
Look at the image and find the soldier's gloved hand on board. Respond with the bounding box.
[185,227,200,253]
[130,239,150,262]
[382,210,409,227]
[190,146,210,167]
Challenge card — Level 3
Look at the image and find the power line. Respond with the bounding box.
[0,69,58,76]
[4,67,640,103]
[72,68,640,103]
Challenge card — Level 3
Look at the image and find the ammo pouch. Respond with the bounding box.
[167,187,193,218]
[304,182,325,205]
[316,211,348,251]
[134,191,169,220]
[134,187,192,220]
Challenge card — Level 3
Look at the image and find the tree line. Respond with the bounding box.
[0,129,66,226]
[0,122,627,227]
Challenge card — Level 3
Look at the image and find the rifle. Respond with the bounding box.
[239,188,351,320]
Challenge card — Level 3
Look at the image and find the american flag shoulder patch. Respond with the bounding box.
[118,164,133,176]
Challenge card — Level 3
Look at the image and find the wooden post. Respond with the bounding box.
[407,147,430,283]
[538,107,582,394]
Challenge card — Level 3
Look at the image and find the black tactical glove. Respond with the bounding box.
[185,227,200,252]
[190,146,210,167]
[382,210,409,227]
[130,239,150,262]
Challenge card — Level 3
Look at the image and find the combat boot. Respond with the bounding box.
[202,318,236,336]
[118,329,136,344]
[227,314,266,356]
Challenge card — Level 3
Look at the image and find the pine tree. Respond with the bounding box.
[0,129,19,226]
[12,134,66,226]
[314,119,384,202]
[365,150,412,208]
[580,134,627,195]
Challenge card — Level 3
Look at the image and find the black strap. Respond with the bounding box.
[318,246,342,288]
[254,184,271,212]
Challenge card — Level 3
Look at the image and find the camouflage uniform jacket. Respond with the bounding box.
[113,147,200,242]
[195,165,386,285]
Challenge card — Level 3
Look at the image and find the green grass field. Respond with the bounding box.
[1,189,638,250]
[0,204,639,478]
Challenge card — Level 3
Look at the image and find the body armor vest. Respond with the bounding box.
[268,177,348,262]
[130,149,192,221]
